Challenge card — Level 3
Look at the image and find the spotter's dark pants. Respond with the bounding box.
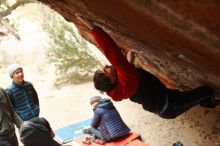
[0,133,19,146]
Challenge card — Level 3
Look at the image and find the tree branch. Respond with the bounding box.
[0,0,36,17]
[0,0,37,40]
[0,17,20,40]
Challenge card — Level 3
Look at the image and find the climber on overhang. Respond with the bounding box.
[76,15,219,119]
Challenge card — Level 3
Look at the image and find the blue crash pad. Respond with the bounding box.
[55,118,92,143]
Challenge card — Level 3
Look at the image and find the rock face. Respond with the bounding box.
[38,0,220,96]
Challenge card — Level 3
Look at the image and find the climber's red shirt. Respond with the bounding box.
[92,27,140,101]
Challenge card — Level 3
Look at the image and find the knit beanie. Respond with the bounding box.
[90,96,102,105]
[7,64,22,78]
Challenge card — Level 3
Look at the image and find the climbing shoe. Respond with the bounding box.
[200,86,217,108]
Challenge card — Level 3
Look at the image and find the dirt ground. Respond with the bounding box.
[1,61,219,146]
[16,81,220,146]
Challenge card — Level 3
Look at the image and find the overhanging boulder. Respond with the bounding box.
[38,0,220,97]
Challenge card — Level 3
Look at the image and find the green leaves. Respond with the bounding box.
[42,13,103,86]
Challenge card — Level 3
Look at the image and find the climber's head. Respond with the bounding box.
[93,65,117,92]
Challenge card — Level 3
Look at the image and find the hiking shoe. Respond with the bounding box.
[82,127,91,134]
[94,139,106,145]
[82,136,92,145]
[172,141,184,146]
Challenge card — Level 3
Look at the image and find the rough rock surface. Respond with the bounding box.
[38,0,220,97]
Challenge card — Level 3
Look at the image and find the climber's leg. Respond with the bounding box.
[166,85,216,117]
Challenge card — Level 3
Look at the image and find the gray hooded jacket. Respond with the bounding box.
[0,88,22,136]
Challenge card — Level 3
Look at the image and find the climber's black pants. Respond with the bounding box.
[158,85,214,119]
[130,69,215,119]
[130,70,214,119]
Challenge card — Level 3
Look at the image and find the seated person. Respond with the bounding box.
[83,96,130,144]
[19,117,61,146]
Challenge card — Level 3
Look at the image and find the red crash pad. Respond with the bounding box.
[73,132,149,146]
[125,139,149,146]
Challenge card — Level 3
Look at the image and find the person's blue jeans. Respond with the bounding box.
[88,127,105,141]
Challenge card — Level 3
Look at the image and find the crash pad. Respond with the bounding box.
[73,132,149,146]
[55,118,92,144]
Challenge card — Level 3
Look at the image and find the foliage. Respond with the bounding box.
[42,13,103,86]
